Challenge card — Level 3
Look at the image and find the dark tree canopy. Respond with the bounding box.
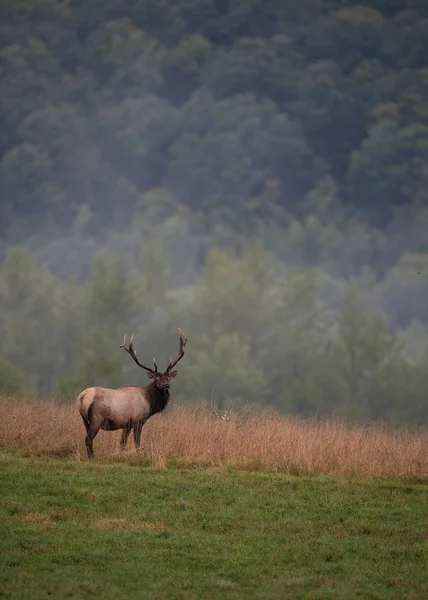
[1,0,428,231]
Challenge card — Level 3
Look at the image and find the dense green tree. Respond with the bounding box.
[259,267,330,414]
[392,351,428,425]
[331,289,406,420]
[0,38,60,154]
[347,115,428,223]
[381,10,428,68]
[84,18,165,95]
[168,91,317,222]
[200,35,302,103]
[398,320,428,363]
[86,254,139,334]
[376,253,428,327]
[0,357,25,395]
[57,330,123,400]
[55,277,86,383]
[194,244,274,344]
[161,34,212,103]
[0,143,66,228]
[184,333,267,409]
[96,95,179,188]
[0,247,60,394]
[304,6,386,71]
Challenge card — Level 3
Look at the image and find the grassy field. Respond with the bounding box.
[1,451,427,600]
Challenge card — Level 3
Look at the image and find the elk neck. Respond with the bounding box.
[146,383,170,416]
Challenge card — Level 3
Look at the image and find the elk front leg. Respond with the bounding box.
[120,423,132,450]
[133,420,145,451]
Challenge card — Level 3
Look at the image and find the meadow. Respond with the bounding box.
[0,398,427,480]
[0,398,427,599]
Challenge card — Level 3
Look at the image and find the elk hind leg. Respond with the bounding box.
[80,415,96,459]
[85,404,102,459]
[80,414,90,434]
[85,426,100,459]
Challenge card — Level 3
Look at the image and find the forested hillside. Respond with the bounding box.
[1,0,428,424]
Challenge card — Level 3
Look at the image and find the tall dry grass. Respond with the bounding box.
[0,396,427,481]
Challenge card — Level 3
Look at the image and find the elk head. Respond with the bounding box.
[119,328,188,390]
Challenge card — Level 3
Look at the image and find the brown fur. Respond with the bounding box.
[77,378,176,458]
[77,330,186,458]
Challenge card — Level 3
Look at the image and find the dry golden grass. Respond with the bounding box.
[93,519,164,530]
[1,396,427,481]
[23,513,51,527]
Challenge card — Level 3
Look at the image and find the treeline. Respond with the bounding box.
[0,237,427,426]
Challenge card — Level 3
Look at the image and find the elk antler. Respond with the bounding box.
[166,328,188,372]
[119,334,158,373]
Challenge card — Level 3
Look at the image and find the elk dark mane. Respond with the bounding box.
[146,383,171,417]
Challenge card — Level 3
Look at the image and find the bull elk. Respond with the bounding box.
[77,328,187,459]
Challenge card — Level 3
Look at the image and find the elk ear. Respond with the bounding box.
[169,370,178,378]
[147,372,155,379]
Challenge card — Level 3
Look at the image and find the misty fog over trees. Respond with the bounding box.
[1,0,428,425]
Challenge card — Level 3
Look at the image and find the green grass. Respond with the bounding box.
[0,451,427,600]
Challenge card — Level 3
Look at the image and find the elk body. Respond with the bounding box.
[77,329,187,459]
